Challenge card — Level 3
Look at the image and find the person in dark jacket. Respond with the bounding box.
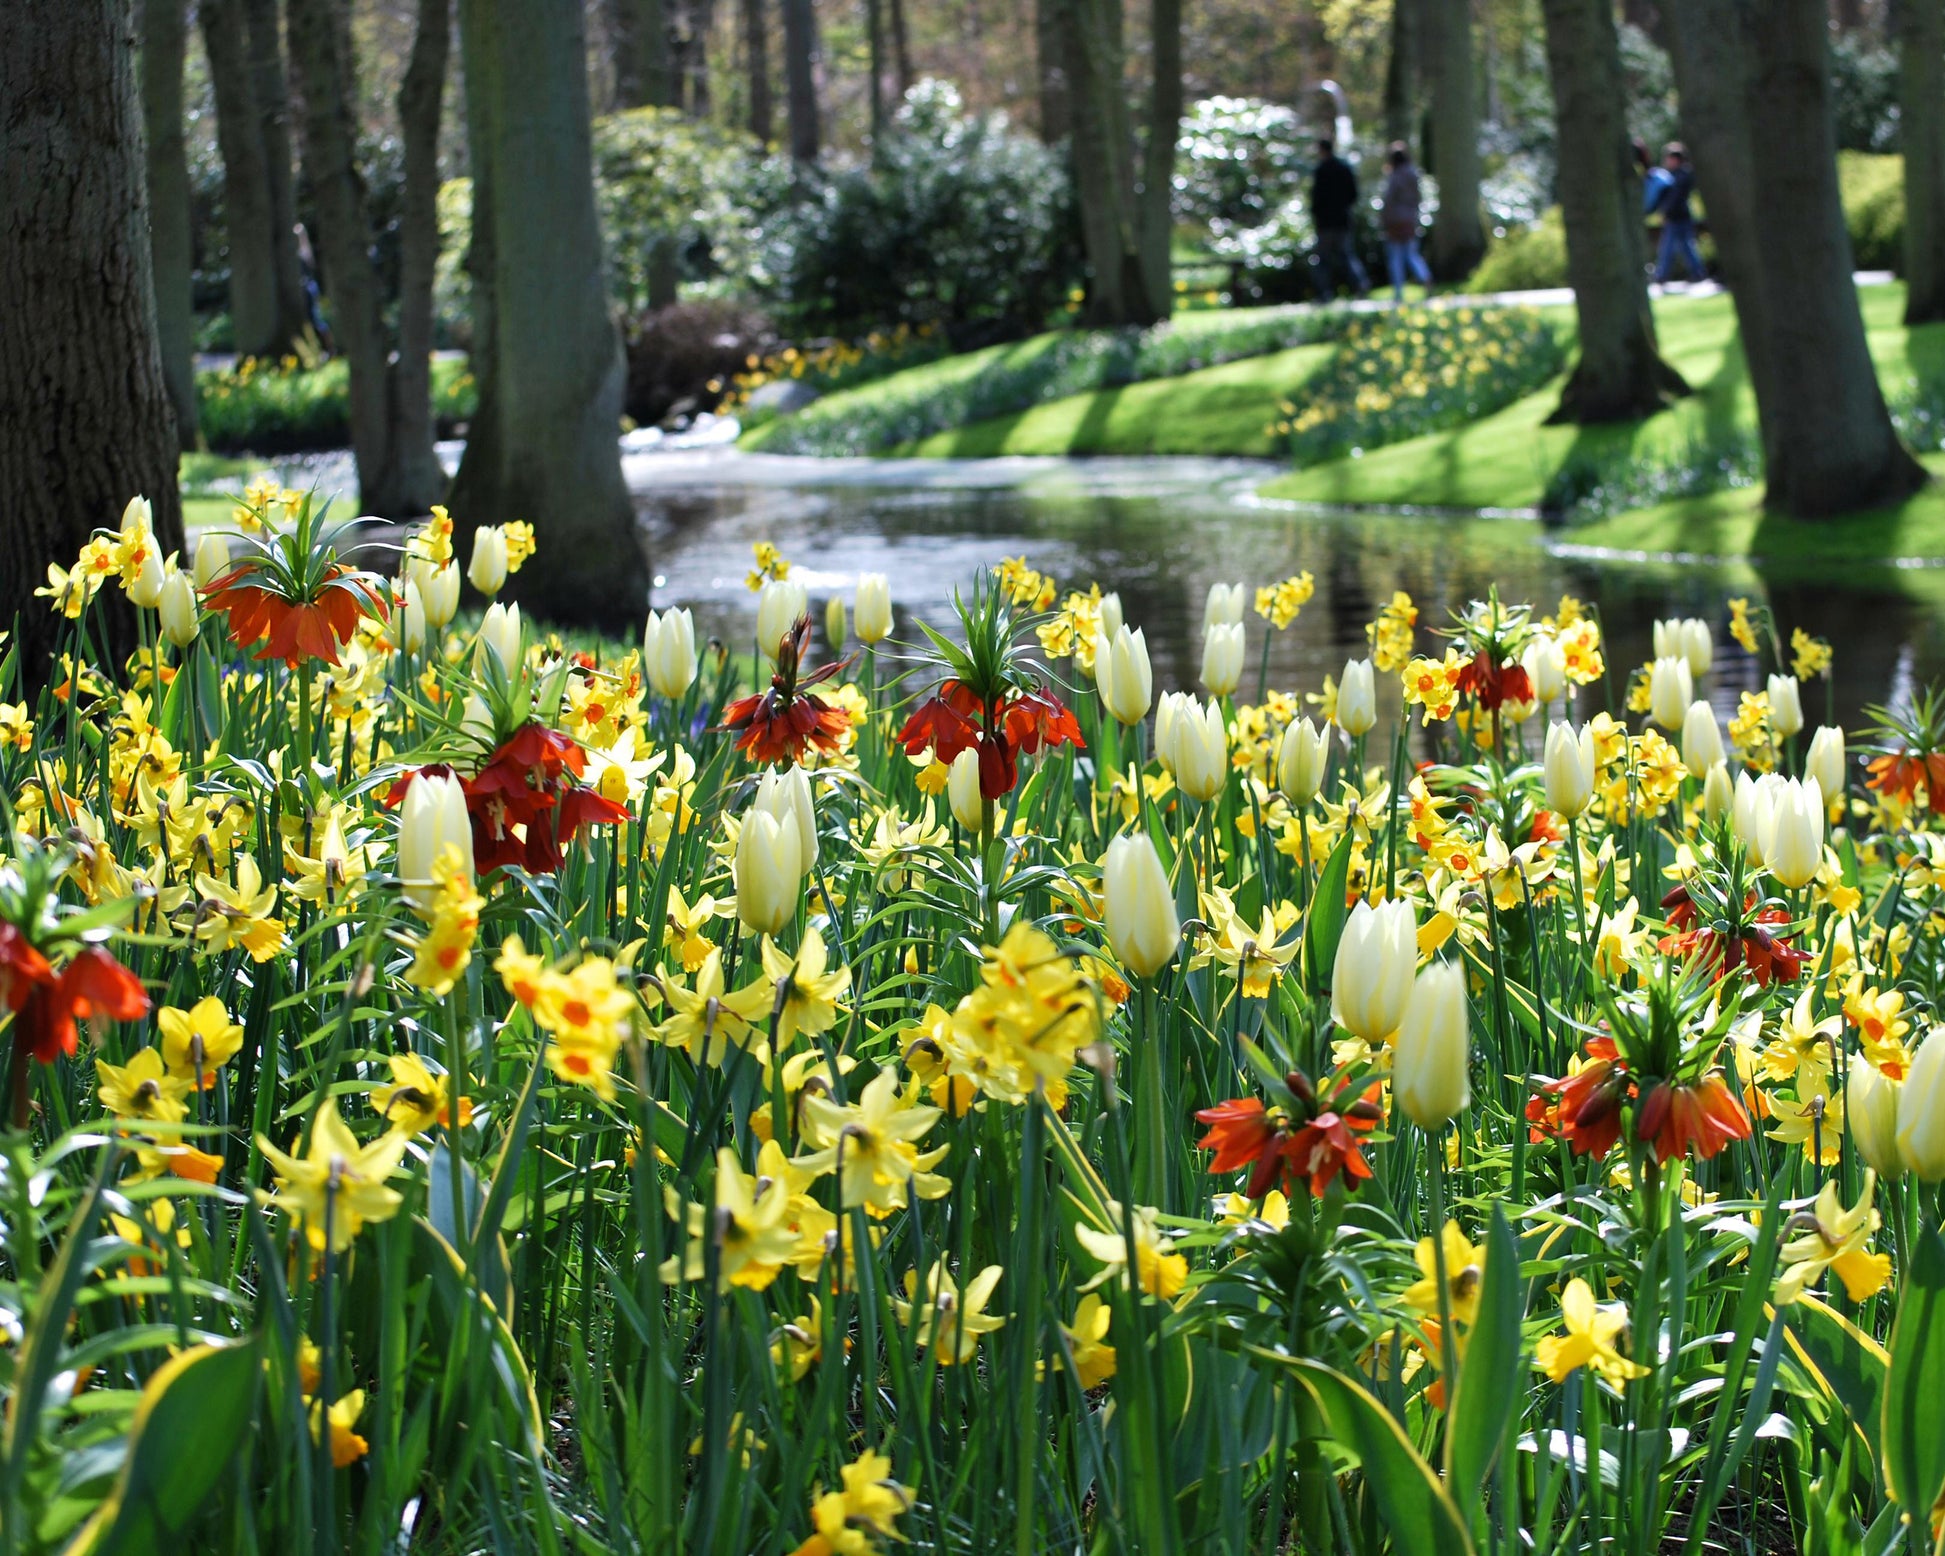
[1378,143,1432,302]
[1309,139,1369,301]
[1649,142,1704,284]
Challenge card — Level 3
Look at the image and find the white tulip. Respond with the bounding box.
[1680,700,1724,776]
[1392,961,1470,1130]
[468,527,508,596]
[1523,635,1566,705]
[1203,582,1245,630]
[1199,622,1245,699]
[1804,725,1846,807]
[947,747,985,831]
[755,764,819,871]
[1767,673,1804,738]
[756,577,809,660]
[855,573,893,644]
[475,601,523,677]
[394,579,428,653]
[1168,697,1229,802]
[1648,656,1692,730]
[1331,898,1418,1044]
[192,531,232,587]
[1277,716,1331,804]
[1702,760,1734,823]
[1543,721,1596,820]
[1762,776,1824,889]
[643,607,698,699]
[1335,659,1377,737]
[157,568,200,647]
[734,808,803,935]
[1102,833,1181,979]
[1095,625,1154,726]
[398,771,475,911]
[1098,592,1124,641]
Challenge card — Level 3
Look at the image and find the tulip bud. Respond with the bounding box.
[1680,700,1724,776]
[1200,622,1245,699]
[1767,673,1804,738]
[1102,832,1180,978]
[1848,1059,1904,1177]
[1203,582,1245,630]
[1277,716,1330,804]
[476,601,523,677]
[1523,635,1566,705]
[1684,619,1713,677]
[468,526,509,596]
[1168,696,1229,802]
[1392,960,1470,1130]
[825,594,847,652]
[1804,725,1846,809]
[193,531,232,587]
[1098,592,1124,640]
[756,578,809,661]
[1648,656,1692,730]
[158,569,200,647]
[1897,1028,1945,1180]
[643,607,698,700]
[122,495,154,533]
[127,543,165,608]
[855,573,893,644]
[1762,776,1823,888]
[408,557,459,628]
[1095,625,1154,726]
[1153,692,1185,772]
[1331,898,1418,1044]
[461,692,494,746]
[946,747,985,831]
[734,807,803,935]
[1335,659,1377,737]
[395,579,428,653]
[1543,721,1595,820]
[1702,760,1734,823]
[756,764,819,871]
[398,772,475,911]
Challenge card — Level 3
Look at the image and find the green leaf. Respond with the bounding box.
[1247,1349,1475,1555]
[1882,1225,1945,1523]
[1303,829,1355,994]
[1444,1206,1524,1526]
[65,1337,260,1556]
[1786,1292,1888,1464]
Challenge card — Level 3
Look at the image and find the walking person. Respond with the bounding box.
[1379,143,1433,302]
[1649,142,1705,285]
[1309,139,1369,301]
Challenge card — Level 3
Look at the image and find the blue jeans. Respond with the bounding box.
[1384,238,1431,299]
[1656,218,1704,282]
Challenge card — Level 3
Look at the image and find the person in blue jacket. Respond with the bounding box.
[1647,142,1704,284]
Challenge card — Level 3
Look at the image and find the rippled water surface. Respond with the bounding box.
[636,455,1945,734]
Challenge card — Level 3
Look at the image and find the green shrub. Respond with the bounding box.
[195,355,478,454]
[1273,305,1565,464]
[1467,207,1569,293]
[1840,151,1904,272]
[746,304,1355,456]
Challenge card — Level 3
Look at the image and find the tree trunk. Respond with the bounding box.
[742,0,773,143]
[684,0,715,114]
[392,0,453,505]
[1539,0,1688,421]
[1424,0,1484,279]
[1036,0,1070,142]
[202,0,284,357]
[612,0,672,110]
[452,0,645,630]
[1900,0,1945,322]
[142,0,198,447]
[782,0,819,162]
[889,0,912,95]
[1135,0,1183,321]
[1383,0,1420,150]
[1,0,185,672]
[867,0,887,147]
[1669,0,1925,518]
[287,0,445,516]
[244,0,313,350]
[1060,0,1156,325]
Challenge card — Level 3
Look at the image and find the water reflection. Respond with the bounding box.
[638,460,1945,740]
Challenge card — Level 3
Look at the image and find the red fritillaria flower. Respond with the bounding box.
[1194,1097,1290,1200]
[721,615,852,765]
[1657,885,1809,988]
[896,678,1084,801]
[1197,1077,1383,1200]
[1454,650,1532,713]
[1635,1074,1751,1165]
[0,922,53,1013]
[202,563,386,668]
[16,947,150,1065]
[1536,1035,1632,1160]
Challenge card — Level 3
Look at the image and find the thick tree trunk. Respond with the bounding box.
[203,0,284,357]
[1424,0,1484,279]
[391,0,453,506]
[684,0,715,114]
[1900,0,1945,322]
[782,0,819,162]
[1135,0,1183,321]
[1036,0,1070,142]
[867,0,887,146]
[1539,0,1688,421]
[613,0,672,111]
[244,0,313,350]
[1,0,185,671]
[142,0,199,447]
[742,0,773,143]
[889,0,912,96]
[1383,0,1420,150]
[452,0,645,630]
[1060,0,1156,325]
[1669,0,1924,518]
[288,0,445,516]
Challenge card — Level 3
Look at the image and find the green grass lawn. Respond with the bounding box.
[897,342,1335,457]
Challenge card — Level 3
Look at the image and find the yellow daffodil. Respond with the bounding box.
[1776,1172,1892,1305]
[1401,1221,1483,1329]
[95,1048,190,1125]
[893,1264,1007,1365]
[370,1052,471,1135]
[258,1099,408,1253]
[156,996,245,1089]
[1535,1277,1649,1387]
[1075,1202,1187,1300]
[793,1069,949,1217]
[760,924,852,1047]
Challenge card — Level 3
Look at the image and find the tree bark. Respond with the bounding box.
[1539,0,1688,421]
[782,0,819,162]
[393,0,453,502]
[1900,0,1945,322]
[613,0,673,107]
[1383,0,1420,150]
[889,0,912,96]
[142,0,199,447]
[1060,0,1161,325]
[452,0,646,630]
[1,0,185,672]
[287,0,447,516]
[244,0,313,350]
[683,0,715,115]
[1036,0,1070,142]
[742,0,773,143]
[202,0,285,357]
[1668,0,1925,518]
[1424,0,1484,279]
[867,0,888,147]
[1135,0,1184,321]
